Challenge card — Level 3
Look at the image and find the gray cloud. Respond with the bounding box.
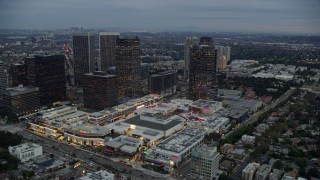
[0,0,319,34]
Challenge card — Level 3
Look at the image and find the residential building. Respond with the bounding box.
[189,42,217,101]
[149,70,177,96]
[25,55,66,105]
[190,145,220,180]
[217,55,227,72]
[184,37,198,80]
[241,135,256,144]
[216,45,231,62]
[3,86,40,115]
[8,143,43,163]
[255,164,272,180]
[72,32,96,85]
[220,143,234,155]
[99,32,119,71]
[242,163,260,180]
[219,159,235,171]
[268,169,284,180]
[83,71,118,110]
[116,36,141,98]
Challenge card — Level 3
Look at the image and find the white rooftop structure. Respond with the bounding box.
[79,170,115,180]
[145,128,206,170]
[8,143,43,163]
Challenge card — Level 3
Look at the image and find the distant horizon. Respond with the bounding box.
[1,27,320,37]
[1,0,319,36]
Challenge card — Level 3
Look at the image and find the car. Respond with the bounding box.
[89,163,94,167]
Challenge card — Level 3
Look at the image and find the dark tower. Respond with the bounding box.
[116,36,141,98]
[25,55,66,105]
[99,32,119,71]
[83,71,118,110]
[72,33,95,85]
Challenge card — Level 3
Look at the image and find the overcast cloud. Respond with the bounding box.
[0,0,319,34]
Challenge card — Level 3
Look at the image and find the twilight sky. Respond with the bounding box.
[0,0,319,34]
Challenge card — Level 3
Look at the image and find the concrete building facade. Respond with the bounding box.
[190,145,221,180]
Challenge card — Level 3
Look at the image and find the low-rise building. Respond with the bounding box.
[8,143,43,162]
[190,145,221,180]
[269,169,283,180]
[241,135,256,144]
[144,128,206,172]
[3,85,40,116]
[242,163,260,180]
[79,170,115,180]
[189,99,223,115]
[255,164,272,180]
[219,160,235,171]
[220,143,234,155]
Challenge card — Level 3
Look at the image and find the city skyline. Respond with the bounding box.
[0,0,320,35]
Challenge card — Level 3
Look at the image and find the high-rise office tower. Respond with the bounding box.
[0,61,7,95]
[189,43,218,101]
[116,36,141,98]
[72,33,95,85]
[99,32,120,71]
[25,55,66,105]
[83,71,118,111]
[191,145,220,180]
[216,45,231,62]
[216,55,227,72]
[184,37,198,80]
[199,37,214,46]
[10,62,27,87]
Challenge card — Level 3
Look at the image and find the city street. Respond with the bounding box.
[17,129,173,180]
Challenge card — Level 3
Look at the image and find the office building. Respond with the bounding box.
[184,37,198,80]
[190,145,221,180]
[72,32,95,84]
[8,143,43,163]
[149,70,177,96]
[10,62,27,87]
[255,164,272,180]
[189,43,218,101]
[0,61,7,95]
[242,163,260,180]
[83,71,118,110]
[116,36,141,98]
[216,45,231,62]
[3,86,40,115]
[25,55,66,105]
[99,32,119,71]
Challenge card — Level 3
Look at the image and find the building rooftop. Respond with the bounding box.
[124,115,182,132]
[156,128,206,153]
[191,99,222,108]
[4,86,39,96]
[242,162,260,173]
[99,32,120,36]
[192,145,219,159]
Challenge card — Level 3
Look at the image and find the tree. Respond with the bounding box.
[219,173,229,180]
[273,160,283,169]
[22,170,35,179]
